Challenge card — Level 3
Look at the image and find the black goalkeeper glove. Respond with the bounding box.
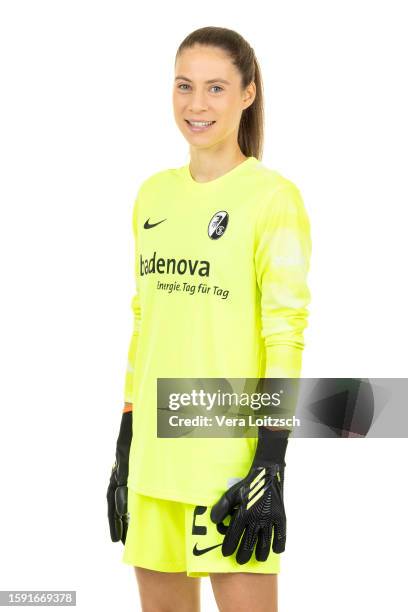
[106,406,133,544]
[210,427,289,564]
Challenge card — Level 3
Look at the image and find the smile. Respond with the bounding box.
[185,120,216,132]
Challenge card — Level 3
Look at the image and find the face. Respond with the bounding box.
[173,44,255,151]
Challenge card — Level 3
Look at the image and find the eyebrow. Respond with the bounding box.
[175,75,230,85]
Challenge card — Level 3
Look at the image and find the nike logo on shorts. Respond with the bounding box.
[192,542,223,556]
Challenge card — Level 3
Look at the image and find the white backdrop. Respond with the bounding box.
[0,1,407,610]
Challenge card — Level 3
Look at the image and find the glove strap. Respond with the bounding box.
[114,406,133,485]
[252,426,289,468]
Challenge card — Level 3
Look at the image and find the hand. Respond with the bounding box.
[107,461,129,544]
[107,407,132,544]
[210,459,286,564]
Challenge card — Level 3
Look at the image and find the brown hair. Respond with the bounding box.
[175,26,264,160]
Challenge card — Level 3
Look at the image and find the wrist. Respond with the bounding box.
[252,426,289,467]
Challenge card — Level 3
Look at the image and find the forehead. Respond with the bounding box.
[175,45,238,81]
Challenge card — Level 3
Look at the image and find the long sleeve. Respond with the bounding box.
[123,196,142,406]
[254,182,312,380]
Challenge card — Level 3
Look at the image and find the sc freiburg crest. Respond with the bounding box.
[208,211,229,240]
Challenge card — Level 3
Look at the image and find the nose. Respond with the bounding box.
[188,89,209,113]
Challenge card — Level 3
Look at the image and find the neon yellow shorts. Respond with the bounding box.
[122,488,281,578]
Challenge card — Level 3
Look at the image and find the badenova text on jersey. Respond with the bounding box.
[139,251,210,277]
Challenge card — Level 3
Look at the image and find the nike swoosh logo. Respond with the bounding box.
[193,542,223,556]
[144,218,166,229]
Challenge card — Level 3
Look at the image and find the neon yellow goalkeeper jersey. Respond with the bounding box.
[123,156,312,505]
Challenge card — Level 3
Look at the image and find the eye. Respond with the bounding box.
[176,84,224,92]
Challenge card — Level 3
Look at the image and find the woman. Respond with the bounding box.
[107,26,312,612]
